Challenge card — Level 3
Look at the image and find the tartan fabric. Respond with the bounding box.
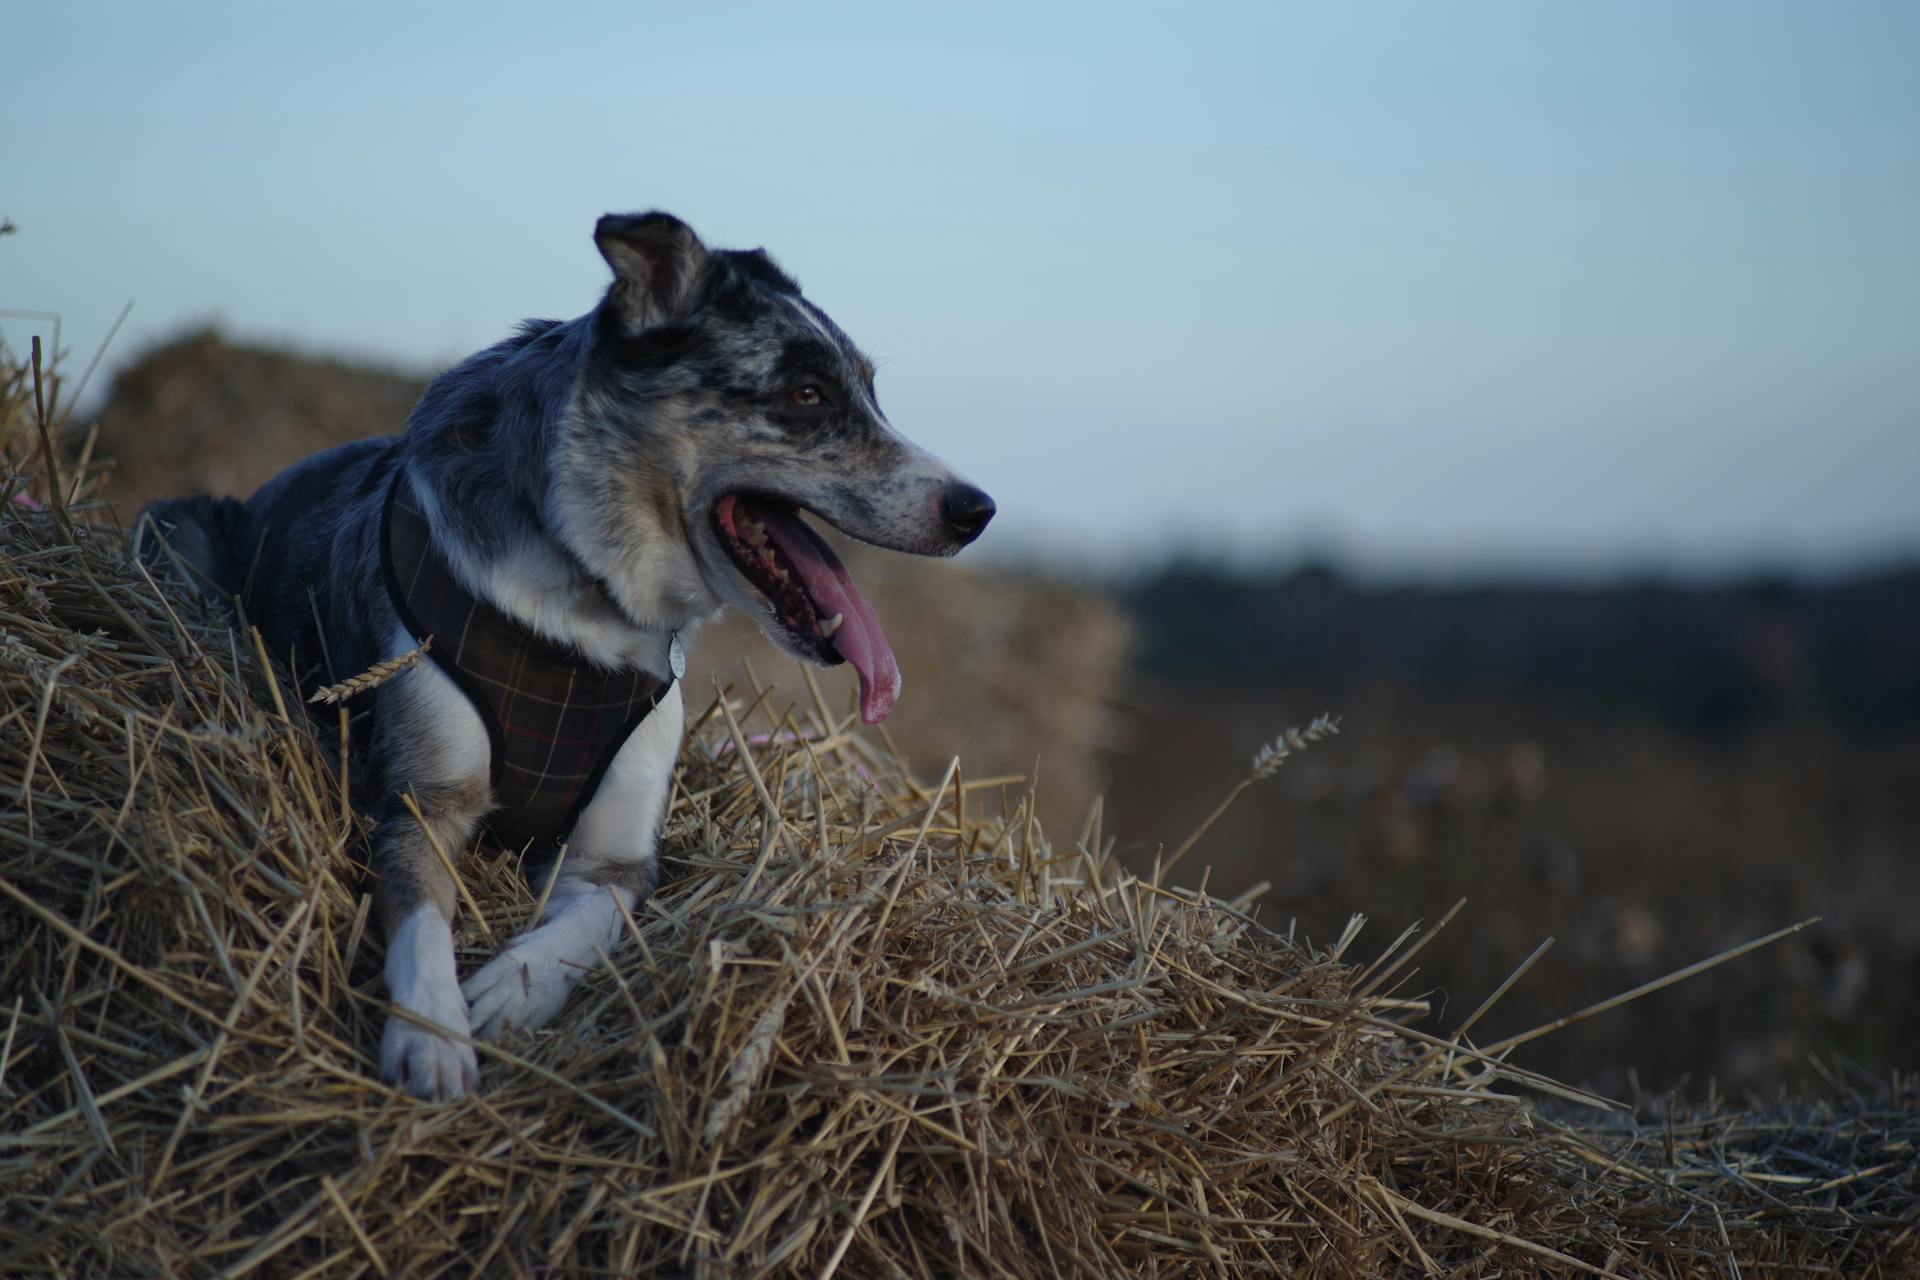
[382,475,671,852]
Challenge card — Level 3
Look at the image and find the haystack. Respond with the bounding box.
[4,340,1917,1276]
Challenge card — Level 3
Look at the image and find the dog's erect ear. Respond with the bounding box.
[595,212,711,332]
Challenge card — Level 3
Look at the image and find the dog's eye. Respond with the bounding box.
[790,385,825,407]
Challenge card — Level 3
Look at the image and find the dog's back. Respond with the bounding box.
[140,436,403,689]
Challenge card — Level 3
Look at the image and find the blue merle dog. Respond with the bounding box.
[140,212,995,1099]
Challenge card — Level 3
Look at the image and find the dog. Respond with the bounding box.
[139,211,994,1099]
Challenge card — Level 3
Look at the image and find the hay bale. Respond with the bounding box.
[85,327,426,513]
[5,345,1916,1276]
[686,551,1129,832]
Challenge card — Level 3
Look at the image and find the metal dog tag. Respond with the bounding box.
[669,633,687,680]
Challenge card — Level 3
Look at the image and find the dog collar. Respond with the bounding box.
[382,474,674,852]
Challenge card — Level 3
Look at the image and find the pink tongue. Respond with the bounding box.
[756,505,901,723]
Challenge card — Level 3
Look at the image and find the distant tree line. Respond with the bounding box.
[1122,562,1920,733]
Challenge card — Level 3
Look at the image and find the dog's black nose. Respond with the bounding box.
[941,484,996,544]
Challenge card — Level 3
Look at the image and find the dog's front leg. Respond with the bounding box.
[374,779,491,1100]
[374,654,494,1100]
[463,685,684,1039]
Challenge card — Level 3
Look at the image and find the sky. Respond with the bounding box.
[6,1,1917,576]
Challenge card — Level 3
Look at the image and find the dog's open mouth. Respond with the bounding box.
[712,494,901,723]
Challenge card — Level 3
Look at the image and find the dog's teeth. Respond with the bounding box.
[819,613,844,638]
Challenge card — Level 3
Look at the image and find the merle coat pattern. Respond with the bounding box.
[141,213,993,1099]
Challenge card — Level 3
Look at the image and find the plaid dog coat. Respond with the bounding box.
[382,476,673,852]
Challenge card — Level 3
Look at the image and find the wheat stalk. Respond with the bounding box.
[1249,712,1341,779]
[1160,714,1340,879]
[306,638,430,704]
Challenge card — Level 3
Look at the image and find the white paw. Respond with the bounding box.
[462,892,623,1040]
[380,1009,478,1101]
[380,903,477,1100]
[461,937,587,1040]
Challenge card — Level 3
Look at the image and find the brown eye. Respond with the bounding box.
[790,384,824,407]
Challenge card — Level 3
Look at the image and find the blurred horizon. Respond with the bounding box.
[7,0,1918,576]
[31,319,1920,583]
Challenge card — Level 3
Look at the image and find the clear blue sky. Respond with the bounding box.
[7,1,1917,574]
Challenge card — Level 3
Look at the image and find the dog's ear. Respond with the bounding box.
[596,212,711,332]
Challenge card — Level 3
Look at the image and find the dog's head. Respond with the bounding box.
[554,211,993,723]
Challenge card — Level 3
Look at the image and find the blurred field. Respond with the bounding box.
[1112,567,1920,1095]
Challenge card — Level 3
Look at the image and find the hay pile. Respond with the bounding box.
[4,348,1919,1277]
[84,327,426,514]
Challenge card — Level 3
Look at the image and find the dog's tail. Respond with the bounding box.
[136,495,251,604]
